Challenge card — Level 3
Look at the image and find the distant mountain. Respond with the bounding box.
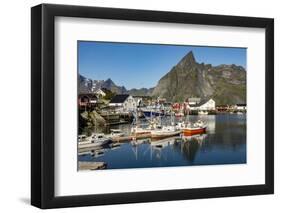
[79,75,153,96]
[79,75,94,93]
[101,78,127,94]
[127,87,155,96]
[152,51,246,105]
[79,75,104,93]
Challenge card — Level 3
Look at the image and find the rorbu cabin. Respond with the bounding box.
[78,93,98,110]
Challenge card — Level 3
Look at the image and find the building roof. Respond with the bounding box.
[109,94,130,103]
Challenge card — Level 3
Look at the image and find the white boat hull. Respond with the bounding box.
[151,130,181,139]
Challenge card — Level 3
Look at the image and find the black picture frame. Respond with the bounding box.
[31,3,274,209]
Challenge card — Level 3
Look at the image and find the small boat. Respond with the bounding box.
[131,109,153,135]
[183,121,207,136]
[198,111,208,115]
[131,126,151,135]
[108,129,124,138]
[78,135,91,147]
[151,126,181,139]
[78,133,111,148]
[78,134,89,143]
[91,133,111,146]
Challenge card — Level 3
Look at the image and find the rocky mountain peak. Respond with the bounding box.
[178,51,196,68]
[103,78,115,86]
[152,50,246,105]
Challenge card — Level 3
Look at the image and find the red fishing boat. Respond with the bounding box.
[182,120,207,136]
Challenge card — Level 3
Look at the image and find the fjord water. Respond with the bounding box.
[78,114,246,170]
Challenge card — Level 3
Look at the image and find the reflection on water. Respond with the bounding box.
[78,114,246,170]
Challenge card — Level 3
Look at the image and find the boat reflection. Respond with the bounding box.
[149,134,208,162]
[180,134,207,162]
[78,132,208,162]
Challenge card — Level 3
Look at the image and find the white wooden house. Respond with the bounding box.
[109,94,137,112]
[94,88,107,98]
[190,98,216,111]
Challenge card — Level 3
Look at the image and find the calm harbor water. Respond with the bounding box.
[78,114,246,170]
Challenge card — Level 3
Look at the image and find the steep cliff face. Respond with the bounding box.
[152,51,246,105]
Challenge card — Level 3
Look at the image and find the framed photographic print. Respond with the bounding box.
[31,4,274,209]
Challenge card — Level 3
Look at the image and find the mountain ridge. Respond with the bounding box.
[79,51,246,105]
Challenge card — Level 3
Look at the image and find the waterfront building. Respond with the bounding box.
[189,98,216,111]
[109,94,137,112]
[235,104,247,111]
[132,96,143,107]
[78,93,98,109]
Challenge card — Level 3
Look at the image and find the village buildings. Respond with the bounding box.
[189,98,216,111]
[108,94,137,112]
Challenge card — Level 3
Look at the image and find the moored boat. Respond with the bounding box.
[182,121,207,136]
[78,133,111,148]
[108,129,124,138]
[151,126,181,139]
[78,134,90,143]
[91,133,111,146]
[131,126,152,135]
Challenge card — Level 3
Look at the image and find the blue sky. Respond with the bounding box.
[78,41,246,89]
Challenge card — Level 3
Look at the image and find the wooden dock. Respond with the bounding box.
[78,161,107,170]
